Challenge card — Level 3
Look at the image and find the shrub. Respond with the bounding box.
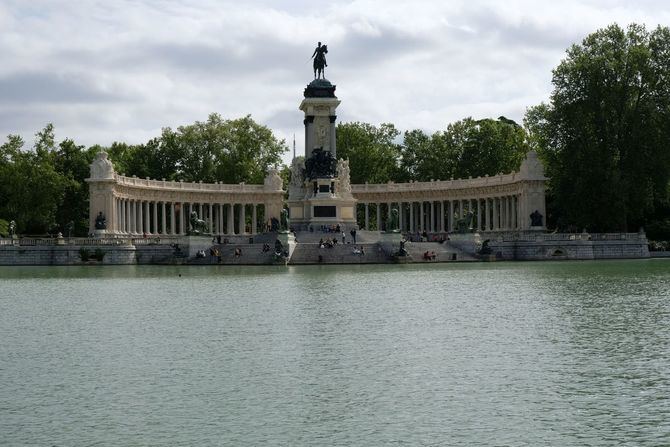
[79,248,90,261]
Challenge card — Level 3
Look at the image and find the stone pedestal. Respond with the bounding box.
[181,235,215,258]
[380,231,403,255]
[276,232,297,259]
[289,78,357,230]
[448,232,482,256]
[94,229,107,238]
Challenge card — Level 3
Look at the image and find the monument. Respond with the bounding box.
[287,43,358,229]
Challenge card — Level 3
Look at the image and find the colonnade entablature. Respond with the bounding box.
[86,151,285,236]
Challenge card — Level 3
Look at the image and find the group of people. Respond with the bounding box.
[423,251,437,261]
[352,246,366,255]
[319,238,338,248]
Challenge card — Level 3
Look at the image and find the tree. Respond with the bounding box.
[525,24,670,232]
[0,126,67,234]
[401,117,528,182]
[336,122,402,184]
[103,114,287,184]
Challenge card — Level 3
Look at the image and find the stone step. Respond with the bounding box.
[289,243,388,264]
[402,241,478,262]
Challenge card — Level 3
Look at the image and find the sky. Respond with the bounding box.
[0,0,668,164]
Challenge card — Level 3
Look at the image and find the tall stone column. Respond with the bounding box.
[409,203,414,233]
[364,203,369,230]
[137,201,144,234]
[227,204,234,235]
[252,204,257,235]
[419,202,425,232]
[132,201,137,234]
[169,203,175,235]
[144,201,151,234]
[179,203,185,235]
[218,204,223,234]
[119,200,125,233]
[160,202,165,234]
[439,201,445,233]
[239,204,246,234]
[494,198,500,230]
[448,201,454,232]
[398,202,404,231]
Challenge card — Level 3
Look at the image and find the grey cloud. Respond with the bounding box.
[337,26,435,66]
[0,71,126,104]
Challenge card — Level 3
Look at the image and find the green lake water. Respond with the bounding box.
[1,260,669,446]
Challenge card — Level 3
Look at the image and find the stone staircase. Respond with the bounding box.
[401,241,479,262]
[187,243,279,265]
[289,242,389,264]
[293,230,381,245]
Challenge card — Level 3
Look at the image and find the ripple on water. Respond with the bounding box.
[0,260,669,445]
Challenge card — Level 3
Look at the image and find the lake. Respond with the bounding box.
[1,260,669,445]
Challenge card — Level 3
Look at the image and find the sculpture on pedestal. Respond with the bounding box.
[530,210,544,227]
[385,208,400,233]
[90,151,114,179]
[305,148,336,179]
[280,209,290,232]
[8,220,16,238]
[311,42,328,79]
[336,159,351,194]
[456,211,474,233]
[264,168,283,191]
[94,212,107,230]
[189,211,209,235]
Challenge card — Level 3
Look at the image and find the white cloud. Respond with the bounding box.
[0,0,668,164]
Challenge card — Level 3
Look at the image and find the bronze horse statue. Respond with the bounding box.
[189,211,209,235]
[311,42,328,79]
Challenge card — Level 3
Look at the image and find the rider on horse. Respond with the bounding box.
[311,42,328,79]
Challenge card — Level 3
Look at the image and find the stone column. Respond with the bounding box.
[131,200,136,234]
[160,202,166,234]
[409,202,414,233]
[448,201,454,232]
[227,204,234,235]
[145,201,151,234]
[439,201,445,233]
[252,204,257,235]
[128,200,133,234]
[120,200,125,233]
[150,201,156,234]
[206,203,212,232]
[169,203,175,235]
[418,200,426,233]
[217,203,223,234]
[239,204,246,234]
[364,203,369,230]
[179,203,185,235]
[398,202,404,232]
[198,203,203,220]
[137,201,143,234]
[493,198,499,230]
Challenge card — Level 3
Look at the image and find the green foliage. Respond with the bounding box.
[646,219,670,241]
[93,248,106,261]
[0,218,7,237]
[336,122,402,184]
[400,117,528,181]
[105,114,287,184]
[525,24,670,231]
[0,126,68,234]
